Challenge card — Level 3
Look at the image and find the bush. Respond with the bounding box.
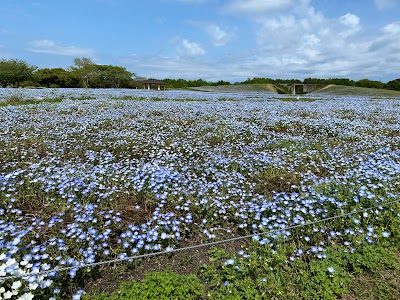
[5,94,24,103]
[87,270,205,300]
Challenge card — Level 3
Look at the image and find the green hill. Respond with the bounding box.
[313,84,400,97]
[186,83,400,97]
[186,84,277,93]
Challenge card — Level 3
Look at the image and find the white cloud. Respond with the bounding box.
[225,0,293,13]
[120,2,400,82]
[374,0,397,10]
[27,40,94,56]
[177,38,206,57]
[206,25,234,46]
[383,22,400,34]
[339,13,360,28]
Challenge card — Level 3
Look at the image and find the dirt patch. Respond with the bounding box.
[83,236,246,295]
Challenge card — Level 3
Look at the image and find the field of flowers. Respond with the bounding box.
[1,88,400,299]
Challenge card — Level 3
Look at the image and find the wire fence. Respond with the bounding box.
[1,198,399,282]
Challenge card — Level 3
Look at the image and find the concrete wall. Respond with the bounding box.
[280,84,327,94]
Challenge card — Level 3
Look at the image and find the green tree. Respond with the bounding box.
[385,79,400,91]
[70,58,135,88]
[0,59,37,87]
[34,68,80,88]
[355,79,384,89]
[69,57,97,88]
[92,65,135,88]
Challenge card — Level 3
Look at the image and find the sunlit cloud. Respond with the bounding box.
[27,40,95,56]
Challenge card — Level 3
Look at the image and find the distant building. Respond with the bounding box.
[141,79,166,90]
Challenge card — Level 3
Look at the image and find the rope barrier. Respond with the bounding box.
[1,198,399,282]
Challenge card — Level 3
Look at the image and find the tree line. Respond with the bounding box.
[0,58,399,91]
[0,58,137,89]
[241,77,400,91]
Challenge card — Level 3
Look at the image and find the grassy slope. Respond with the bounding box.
[185,84,276,93]
[313,84,400,97]
[186,84,400,98]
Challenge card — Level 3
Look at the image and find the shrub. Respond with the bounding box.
[87,270,205,300]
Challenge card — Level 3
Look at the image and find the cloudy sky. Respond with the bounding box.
[1,0,399,82]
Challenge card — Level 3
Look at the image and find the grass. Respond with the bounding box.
[1,94,64,106]
[314,85,400,97]
[186,84,276,93]
[85,234,400,300]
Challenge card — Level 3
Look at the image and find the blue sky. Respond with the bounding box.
[1,0,399,82]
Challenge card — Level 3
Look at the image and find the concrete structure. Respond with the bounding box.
[280,84,327,95]
[142,79,166,91]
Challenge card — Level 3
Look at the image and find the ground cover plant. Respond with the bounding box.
[0,88,399,299]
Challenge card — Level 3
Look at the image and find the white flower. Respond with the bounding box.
[6,259,17,267]
[0,253,6,260]
[12,281,22,290]
[28,282,38,290]
[17,293,34,300]
[12,237,21,245]
[3,290,13,299]
[327,267,335,273]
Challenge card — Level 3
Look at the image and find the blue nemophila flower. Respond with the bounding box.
[382,231,390,238]
[327,267,335,273]
[1,90,400,297]
[225,259,235,266]
[68,268,77,278]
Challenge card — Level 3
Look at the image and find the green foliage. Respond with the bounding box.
[5,93,24,103]
[240,77,302,85]
[2,56,400,91]
[1,94,64,107]
[69,57,135,88]
[0,59,37,87]
[385,78,400,91]
[303,77,356,86]
[163,78,231,89]
[87,270,205,300]
[356,78,385,89]
[34,68,80,88]
[92,65,134,88]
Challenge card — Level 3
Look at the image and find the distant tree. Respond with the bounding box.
[329,78,356,86]
[34,68,80,88]
[163,78,230,89]
[303,77,355,86]
[241,77,274,84]
[70,58,135,88]
[69,57,97,87]
[211,80,231,86]
[240,77,302,85]
[385,79,400,91]
[303,78,326,84]
[94,65,135,88]
[355,79,384,89]
[0,59,37,87]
